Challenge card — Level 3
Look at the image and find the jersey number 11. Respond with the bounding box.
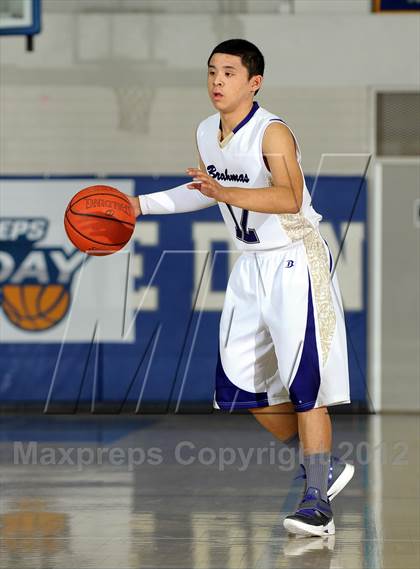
[226,205,260,244]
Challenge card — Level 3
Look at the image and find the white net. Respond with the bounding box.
[113,86,154,134]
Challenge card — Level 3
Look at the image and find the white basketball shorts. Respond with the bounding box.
[214,236,350,412]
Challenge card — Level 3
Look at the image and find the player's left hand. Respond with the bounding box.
[186,168,224,201]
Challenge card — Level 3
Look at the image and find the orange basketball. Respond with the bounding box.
[64,185,135,256]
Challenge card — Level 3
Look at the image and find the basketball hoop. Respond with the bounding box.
[113,86,154,134]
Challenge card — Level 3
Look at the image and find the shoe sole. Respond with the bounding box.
[327,463,355,501]
[283,535,336,556]
[283,518,335,537]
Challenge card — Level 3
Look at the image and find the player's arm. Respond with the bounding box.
[187,123,303,214]
[126,159,216,217]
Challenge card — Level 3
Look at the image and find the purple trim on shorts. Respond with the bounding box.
[214,349,269,410]
[289,272,321,412]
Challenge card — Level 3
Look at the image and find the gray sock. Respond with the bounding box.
[303,452,331,501]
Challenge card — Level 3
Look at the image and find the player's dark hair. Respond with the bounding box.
[208,39,265,95]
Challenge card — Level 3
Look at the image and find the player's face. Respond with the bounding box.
[207,53,261,112]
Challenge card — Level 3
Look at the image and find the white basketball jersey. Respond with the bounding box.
[196,102,322,251]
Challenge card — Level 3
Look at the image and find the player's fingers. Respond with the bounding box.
[187,168,209,180]
[186,168,201,177]
[191,174,208,183]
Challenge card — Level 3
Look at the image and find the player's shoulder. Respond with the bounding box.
[253,106,297,145]
[255,105,287,129]
[263,119,295,143]
[196,112,220,137]
[258,107,302,160]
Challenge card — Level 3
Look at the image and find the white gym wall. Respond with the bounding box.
[1,1,419,412]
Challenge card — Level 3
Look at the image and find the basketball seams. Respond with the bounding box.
[70,190,132,209]
[68,209,135,230]
[69,190,134,228]
[64,186,135,255]
[64,212,129,247]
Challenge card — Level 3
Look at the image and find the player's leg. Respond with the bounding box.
[249,402,298,441]
[298,406,331,454]
[248,400,352,504]
[297,406,354,501]
[248,402,300,458]
[260,240,353,536]
[298,406,332,505]
[283,406,337,537]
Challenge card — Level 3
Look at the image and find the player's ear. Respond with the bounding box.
[250,75,263,95]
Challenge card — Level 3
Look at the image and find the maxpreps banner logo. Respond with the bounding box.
[0,217,83,331]
[0,180,136,343]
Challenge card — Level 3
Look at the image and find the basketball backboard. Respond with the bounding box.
[0,0,41,49]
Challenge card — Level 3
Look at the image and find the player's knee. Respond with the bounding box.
[248,402,295,414]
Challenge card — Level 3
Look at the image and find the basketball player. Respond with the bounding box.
[126,39,354,537]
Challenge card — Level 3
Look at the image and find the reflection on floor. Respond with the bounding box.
[0,413,418,568]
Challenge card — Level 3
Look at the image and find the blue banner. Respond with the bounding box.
[0,176,368,411]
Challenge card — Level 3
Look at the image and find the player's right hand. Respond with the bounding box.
[126,195,141,217]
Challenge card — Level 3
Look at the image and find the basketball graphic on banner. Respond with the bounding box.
[2,284,70,331]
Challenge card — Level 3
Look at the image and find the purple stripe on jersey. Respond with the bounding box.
[328,248,333,273]
[218,102,260,138]
[289,272,321,412]
[215,349,269,410]
[232,101,260,133]
[322,238,333,273]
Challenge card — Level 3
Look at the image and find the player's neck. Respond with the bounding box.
[219,99,255,138]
